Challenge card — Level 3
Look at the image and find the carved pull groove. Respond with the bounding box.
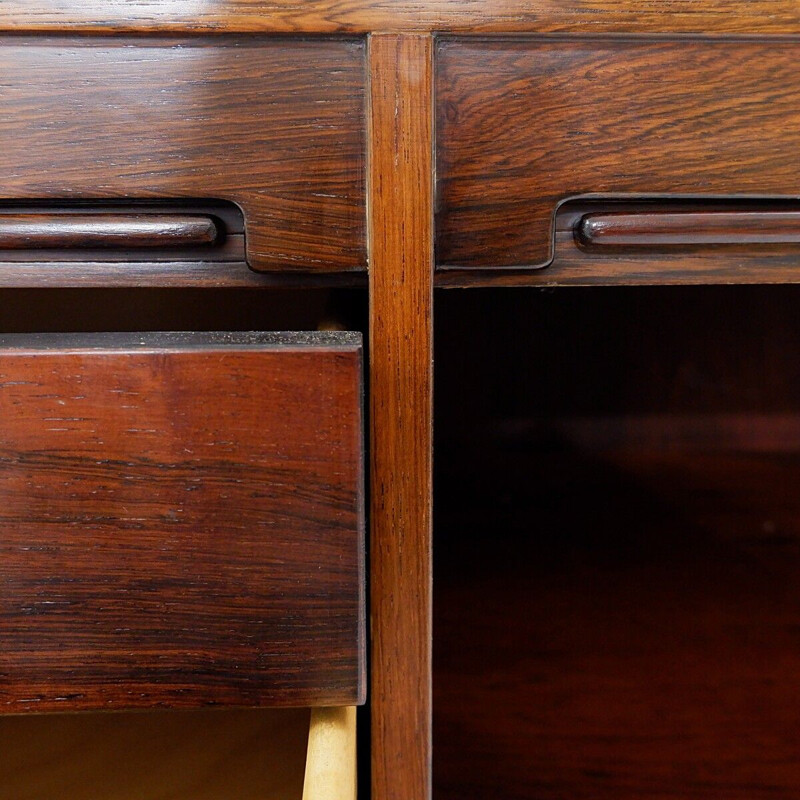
[578,211,800,247]
[0,214,219,249]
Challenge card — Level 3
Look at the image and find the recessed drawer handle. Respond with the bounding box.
[0,213,219,249]
[577,211,800,247]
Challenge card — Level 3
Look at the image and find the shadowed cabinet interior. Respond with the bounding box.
[434,287,800,799]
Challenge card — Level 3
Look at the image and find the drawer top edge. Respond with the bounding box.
[0,330,363,352]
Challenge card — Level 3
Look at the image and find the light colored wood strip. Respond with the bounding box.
[303,707,358,800]
[368,33,434,800]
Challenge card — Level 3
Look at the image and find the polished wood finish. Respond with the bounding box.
[0,264,367,288]
[2,1,800,33]
[0,707,311,799]
[436,38,800,270]
[0,37,366,272]
[0,213,218,249]
[0,332,364,713]
[578,210,800,247]
[0,261,367,289]
[368,34,434,800]
[0,202,251,287]
[438,201,800,287]
[8,4,800,799]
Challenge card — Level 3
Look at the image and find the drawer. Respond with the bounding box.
[436,37,800,271]
[0,331,364,713]
[0,37,366,273]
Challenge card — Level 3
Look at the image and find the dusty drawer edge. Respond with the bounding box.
[0,330,363,351]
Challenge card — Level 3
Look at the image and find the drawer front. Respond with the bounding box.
[0,37,366,273]
[436,38,800,270]
[0,332,364,712]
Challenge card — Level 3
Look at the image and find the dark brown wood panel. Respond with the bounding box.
[0,38,366,272]
[2,1,800,34]
[436,38,800,270]
[436,449,800,800]
[0,331,364,713]
[369,34,434,800]
[0,261,368,288]
[437,201,800,287]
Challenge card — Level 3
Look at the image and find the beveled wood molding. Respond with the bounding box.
[436,201,800,288]
[2,1,800,34]
[577,210,800,247]
[0,37,366,273]
[0,214,219,249]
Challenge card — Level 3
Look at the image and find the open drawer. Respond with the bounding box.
[0,331,364,713]
[0,705,357,800]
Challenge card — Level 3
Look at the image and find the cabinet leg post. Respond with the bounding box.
[368,32,434,800]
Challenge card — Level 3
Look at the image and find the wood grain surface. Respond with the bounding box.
[0,37,366,272]
[0,262,368,289]
[0,707,311,800]
[0,214,218,249]
[1,1,800,34]
[436,37,800,270]
[0,202,254,287]
[303,706,357,800]
[438,201,800,287]
[368,34,434,800]
[0,332,364,713]
[578,210,800,247]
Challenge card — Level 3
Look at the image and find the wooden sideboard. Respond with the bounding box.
[2,3,800,799]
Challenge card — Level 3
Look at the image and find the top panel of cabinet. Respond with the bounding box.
[1,2,800,34]
[0,37,366,273]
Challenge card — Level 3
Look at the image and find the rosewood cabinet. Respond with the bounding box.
[436,38,800,270]
[0,29,371,800]
[433,29,800,800]
[4,4,800,800]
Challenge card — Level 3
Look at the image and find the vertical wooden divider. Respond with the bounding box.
[368,33,434,800]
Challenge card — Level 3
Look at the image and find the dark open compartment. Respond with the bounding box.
[434,286,800,799]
